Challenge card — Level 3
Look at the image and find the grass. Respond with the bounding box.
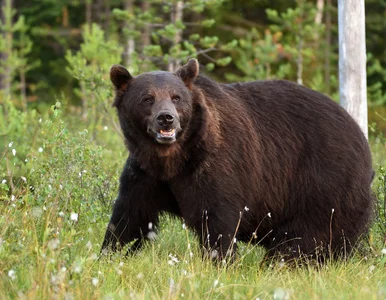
[1,103,386,299]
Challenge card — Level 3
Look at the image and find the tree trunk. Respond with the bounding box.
[296,36,303,85]
[20,65,27,111]
[315,0,324,24]
[324,0,332,94]
[168,1,184,72]
[85,0,92,30]
[338,0,368,139]
[103,0,110,37]
[140,1,151,51]
[124,0,135,66]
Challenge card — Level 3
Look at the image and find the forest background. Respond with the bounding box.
[1,0,386,299]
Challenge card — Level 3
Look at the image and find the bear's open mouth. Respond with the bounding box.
[155,128,177,144]
[159,129,176,137]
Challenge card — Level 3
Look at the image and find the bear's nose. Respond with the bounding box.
[157,113,174,126]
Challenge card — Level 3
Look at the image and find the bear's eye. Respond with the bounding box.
[172,96,180,103]
[142,97,154,104]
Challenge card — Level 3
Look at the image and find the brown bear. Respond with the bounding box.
[101,59,374,262]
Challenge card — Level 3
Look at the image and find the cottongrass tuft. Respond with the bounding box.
[92,277,99,287]
[8,269,16,280]
[70,212,79,222]
[273,287,291,300]
[213,279,219,288]
[168,254,179,266]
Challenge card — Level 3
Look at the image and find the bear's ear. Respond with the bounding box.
[110,65,133,93]
[175,58,199,89]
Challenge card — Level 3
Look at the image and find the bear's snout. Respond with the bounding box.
[147,110,182,145]
[156,112,175,127]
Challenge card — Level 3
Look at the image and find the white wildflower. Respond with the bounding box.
[8,142,13,148]
[213,279,219,288]
[73,264,82,274]
[103,126,108,131]
[12,149,16,156]
[267,212,272,218]
[273,287,290,300]
[21,176,27,182]
[147,231,157,241]
[11,195,15,201]
[38,147,43,153]
[136,272,144,279]
[381,248,386,255]
[8,269,16,280]
[48,238,60,250]
[70,212,78,222]
[168,254,179,265]
[244,206,249,211]
[148,222,153,230]
[182,223,186,229]
[1,179,6,184]
[86,241,92,250]
[58,211,65,217]
[92,277,99,287]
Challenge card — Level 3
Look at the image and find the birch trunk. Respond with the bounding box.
[338,0,368,139]
[124,0,135,66]
[168,1,183,72]
[315,0,324,24]
[324,0,331,94]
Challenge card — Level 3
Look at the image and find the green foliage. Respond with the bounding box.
[1,100,386,297]
[225,29,291,82]
[110,0,232,74]
[367,53,386,107]
[65,23,122,130]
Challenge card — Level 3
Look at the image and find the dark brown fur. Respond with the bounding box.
[101,59,374,263]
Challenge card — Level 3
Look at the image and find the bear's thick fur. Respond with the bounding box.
[102,59,374,262]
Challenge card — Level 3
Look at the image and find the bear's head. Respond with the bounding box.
[110,59,199,146]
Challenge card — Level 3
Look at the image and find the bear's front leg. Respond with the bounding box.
[101,157,178,253]
[197,209,240,262]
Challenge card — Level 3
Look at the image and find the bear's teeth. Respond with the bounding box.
[160,129,175,136]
